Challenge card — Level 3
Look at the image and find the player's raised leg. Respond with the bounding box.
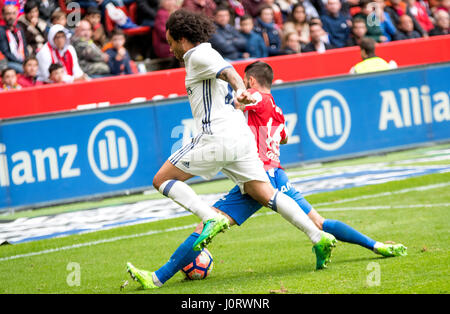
[270,166,407,257]
[153,160,231,248]
[244,180,337,269]
[279,170,407,257]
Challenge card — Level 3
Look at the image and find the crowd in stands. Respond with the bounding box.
[0,0,449,91]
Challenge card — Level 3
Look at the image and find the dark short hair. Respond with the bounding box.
[49,63,63,74]
[166,9,216,44]
[244,61,274,88]
[86,6,101,16]
[1,67,16,79]
[352,17,366,25]
[23,56,38,67]
[24,0,38,14]
[111,28,125,38]
[214,5,230,16]
[240,14,253,22]
[360,37,376,55]
[258,4,273,17]
[309,21,322,28]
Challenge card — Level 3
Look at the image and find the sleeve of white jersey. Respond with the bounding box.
[190,48,233,80]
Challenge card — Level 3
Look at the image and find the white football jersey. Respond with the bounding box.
[183,43,250,136]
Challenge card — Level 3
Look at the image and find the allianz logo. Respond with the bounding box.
[379,85,450,130]
[0,119,138,187]
[306,89,351,151]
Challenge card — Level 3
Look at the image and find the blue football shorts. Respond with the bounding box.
[213,168,313,225]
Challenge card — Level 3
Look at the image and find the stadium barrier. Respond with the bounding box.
[0,35,449,120]
[0,62,449,212]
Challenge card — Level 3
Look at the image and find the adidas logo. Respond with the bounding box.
[181,161,190,168]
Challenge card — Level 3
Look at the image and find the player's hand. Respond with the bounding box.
[234,99,246,111]
[236,89,256,105]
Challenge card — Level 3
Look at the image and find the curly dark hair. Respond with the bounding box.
[165,9,216,44]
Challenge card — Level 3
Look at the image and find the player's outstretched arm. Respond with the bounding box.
[218,67,255,105]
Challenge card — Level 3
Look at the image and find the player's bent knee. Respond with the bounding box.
[244,181,274,207]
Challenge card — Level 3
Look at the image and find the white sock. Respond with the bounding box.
[270,191,322,244]
[159,180,217,222]
[152,272,163,287]
[373,242,383,254]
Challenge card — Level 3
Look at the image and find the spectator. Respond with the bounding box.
[209,6,248,60]
[17,0,49,55]
[242,0,264,18]
[254,5,283,56]
[406,0,434,33]
[153,0,179,58]
[227,0,246,26]
[385,0,426,36]
[182,0,217,18]
[136,0,160,26]
[309,16,331,43]
[239,14,268,58]
[17,55,43,87]
[283,3,310,45]
[47,62,65,83]
[278,0,319,20]
[0,4,28,73]
[393,14,422,40]
[51,9,68,27]
[281,31,301,54]
[1,67,21,90]
[36,24,87,82]
[350,37,392,74]
[72,20,110,76]
[346,17,367,47]
[429,9,449,35]
[39,0,58,23]
[85,6,107,48]
[105,28,133,75]
[374,0,397,42]
[353,0,387,43]
[320,0,351,48]
[263,0,284,29]
[302,21,334,52]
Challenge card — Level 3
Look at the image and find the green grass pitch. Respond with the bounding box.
[0,146,449,294]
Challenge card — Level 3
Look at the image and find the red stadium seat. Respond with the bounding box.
[58,0,85,15]
[104,5,151,36]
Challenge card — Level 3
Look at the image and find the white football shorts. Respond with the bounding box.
[168,132,269,193]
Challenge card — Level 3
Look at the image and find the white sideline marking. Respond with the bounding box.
[319,203,450,212]
[314,182,450,207]
[0,223,197,262]
[0,182,448,262]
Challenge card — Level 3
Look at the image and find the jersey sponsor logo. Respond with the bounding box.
[306,89,351,151]
[378,85,450,130]
[87,119,139,184]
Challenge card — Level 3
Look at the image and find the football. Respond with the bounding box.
[181,248,214,280]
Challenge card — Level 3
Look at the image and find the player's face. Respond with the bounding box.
[166,30,185,61]
[243,74,250,89]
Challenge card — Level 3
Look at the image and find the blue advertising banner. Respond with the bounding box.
[0,63,449,211]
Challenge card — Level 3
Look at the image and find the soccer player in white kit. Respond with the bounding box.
[126,9,337,289]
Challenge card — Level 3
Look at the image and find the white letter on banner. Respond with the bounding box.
[433,92,450,122]
[11,151,35,185]
[379,90,403,130]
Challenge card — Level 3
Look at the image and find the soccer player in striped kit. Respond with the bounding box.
[126,9,337,289]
